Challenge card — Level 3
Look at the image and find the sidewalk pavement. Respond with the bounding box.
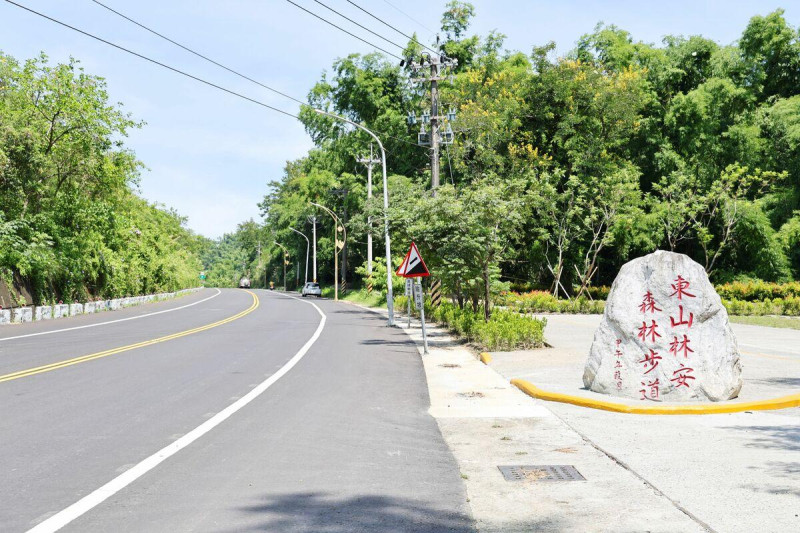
[487,313,800,533]
[357,304,709,532]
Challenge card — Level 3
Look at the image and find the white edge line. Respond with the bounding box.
[27,289,326,533]
[1,289,222,343]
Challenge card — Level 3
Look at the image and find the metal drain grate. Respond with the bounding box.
[498,465,586,482]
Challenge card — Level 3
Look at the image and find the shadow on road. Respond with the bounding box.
[234,491,475,532]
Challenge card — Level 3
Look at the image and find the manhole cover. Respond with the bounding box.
[439,363,461,368]
[498,465,585,482]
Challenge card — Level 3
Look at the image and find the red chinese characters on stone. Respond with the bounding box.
[639,378,660,400]
[669,334,694,358]
[636,320,661,343]
[639,291,662,314]
[639,349,662,374]
[670,366,695,388]
[670,275,696,300]
[670,305,694,328]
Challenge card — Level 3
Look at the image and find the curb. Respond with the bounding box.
[511,378,800,415]
[479,352,492,364]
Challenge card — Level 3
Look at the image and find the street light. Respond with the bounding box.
[289,226,310,285]
[273,241,289,291]
[310,201,346,302]
[312,108,394,326]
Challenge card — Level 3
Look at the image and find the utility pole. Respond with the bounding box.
[357,144,380,274]
[406,36,457,193]
[429,48,441,190]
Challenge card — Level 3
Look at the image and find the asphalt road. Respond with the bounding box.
[0,288,473,532]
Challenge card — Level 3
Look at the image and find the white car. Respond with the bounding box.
[238,277,250,288]
[301,282,322,297]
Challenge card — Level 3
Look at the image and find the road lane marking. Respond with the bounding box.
[0,290,254,384]
[27,290,326,533]
[0,289,222,343]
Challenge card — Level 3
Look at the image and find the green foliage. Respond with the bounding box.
[251,5,800,324]
[498,291,605,314]
[430,301,546,350]
[0,53,203,303]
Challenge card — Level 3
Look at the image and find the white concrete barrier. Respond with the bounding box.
[53,304,68,318]
[2,287,203,326]
[34,306,53,321]
[13,307,33,323]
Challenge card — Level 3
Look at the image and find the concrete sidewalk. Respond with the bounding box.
[486,313,800,532]
[360,305,710,532]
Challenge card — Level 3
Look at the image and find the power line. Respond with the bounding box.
[90,0,305,105]
[90,1,421,152]
[380,0,437,38]
[5,0,423,152]
[311,0,405,52]
[284,0,402,61]
[345,0,438,56]
[3,0,300,120]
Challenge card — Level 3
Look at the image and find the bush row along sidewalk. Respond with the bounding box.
[393,294,547,351]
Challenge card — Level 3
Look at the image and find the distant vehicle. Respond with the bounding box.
[301,282,321,297]
[238,277,251,288]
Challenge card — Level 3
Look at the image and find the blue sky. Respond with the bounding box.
[2,1,797,237]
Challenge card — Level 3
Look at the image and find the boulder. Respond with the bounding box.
[584,250,742,402]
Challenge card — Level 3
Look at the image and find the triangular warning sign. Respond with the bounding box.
[396,241,430,277]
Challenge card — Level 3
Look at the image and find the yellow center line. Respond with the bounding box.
[0,290,259,384]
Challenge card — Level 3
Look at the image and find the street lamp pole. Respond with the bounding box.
[309,215,318,282]
[310,201,346,302]
[273,241,289,291]
[289,226,310,285]
[312,109,394,325]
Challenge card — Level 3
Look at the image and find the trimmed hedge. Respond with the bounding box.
[498,291,605,314]
[409,300,546,350]
[722,297,800,316]
[715,281,800,301]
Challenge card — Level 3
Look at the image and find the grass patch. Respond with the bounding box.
[317,286,385,307]
[729,315,800,330]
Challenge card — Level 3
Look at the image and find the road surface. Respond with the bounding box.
[0,288,473,532]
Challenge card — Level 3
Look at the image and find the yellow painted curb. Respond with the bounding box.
[511,378,800,415]
[479,352,492,364]
[0,290,259,384]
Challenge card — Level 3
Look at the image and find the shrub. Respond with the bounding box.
[497,290,605,314]
[428,302,546,350]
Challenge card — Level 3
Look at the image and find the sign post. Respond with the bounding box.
[413,281,428,354]
[396,241,430,354]
[405,278,413,328]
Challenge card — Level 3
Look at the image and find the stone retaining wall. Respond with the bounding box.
[2,288,202,325]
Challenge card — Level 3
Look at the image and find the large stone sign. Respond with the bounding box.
[584,250,742,402]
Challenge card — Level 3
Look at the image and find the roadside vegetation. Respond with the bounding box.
[235,5,800,327]
[203,3,800,348]
[0,53,207,304]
